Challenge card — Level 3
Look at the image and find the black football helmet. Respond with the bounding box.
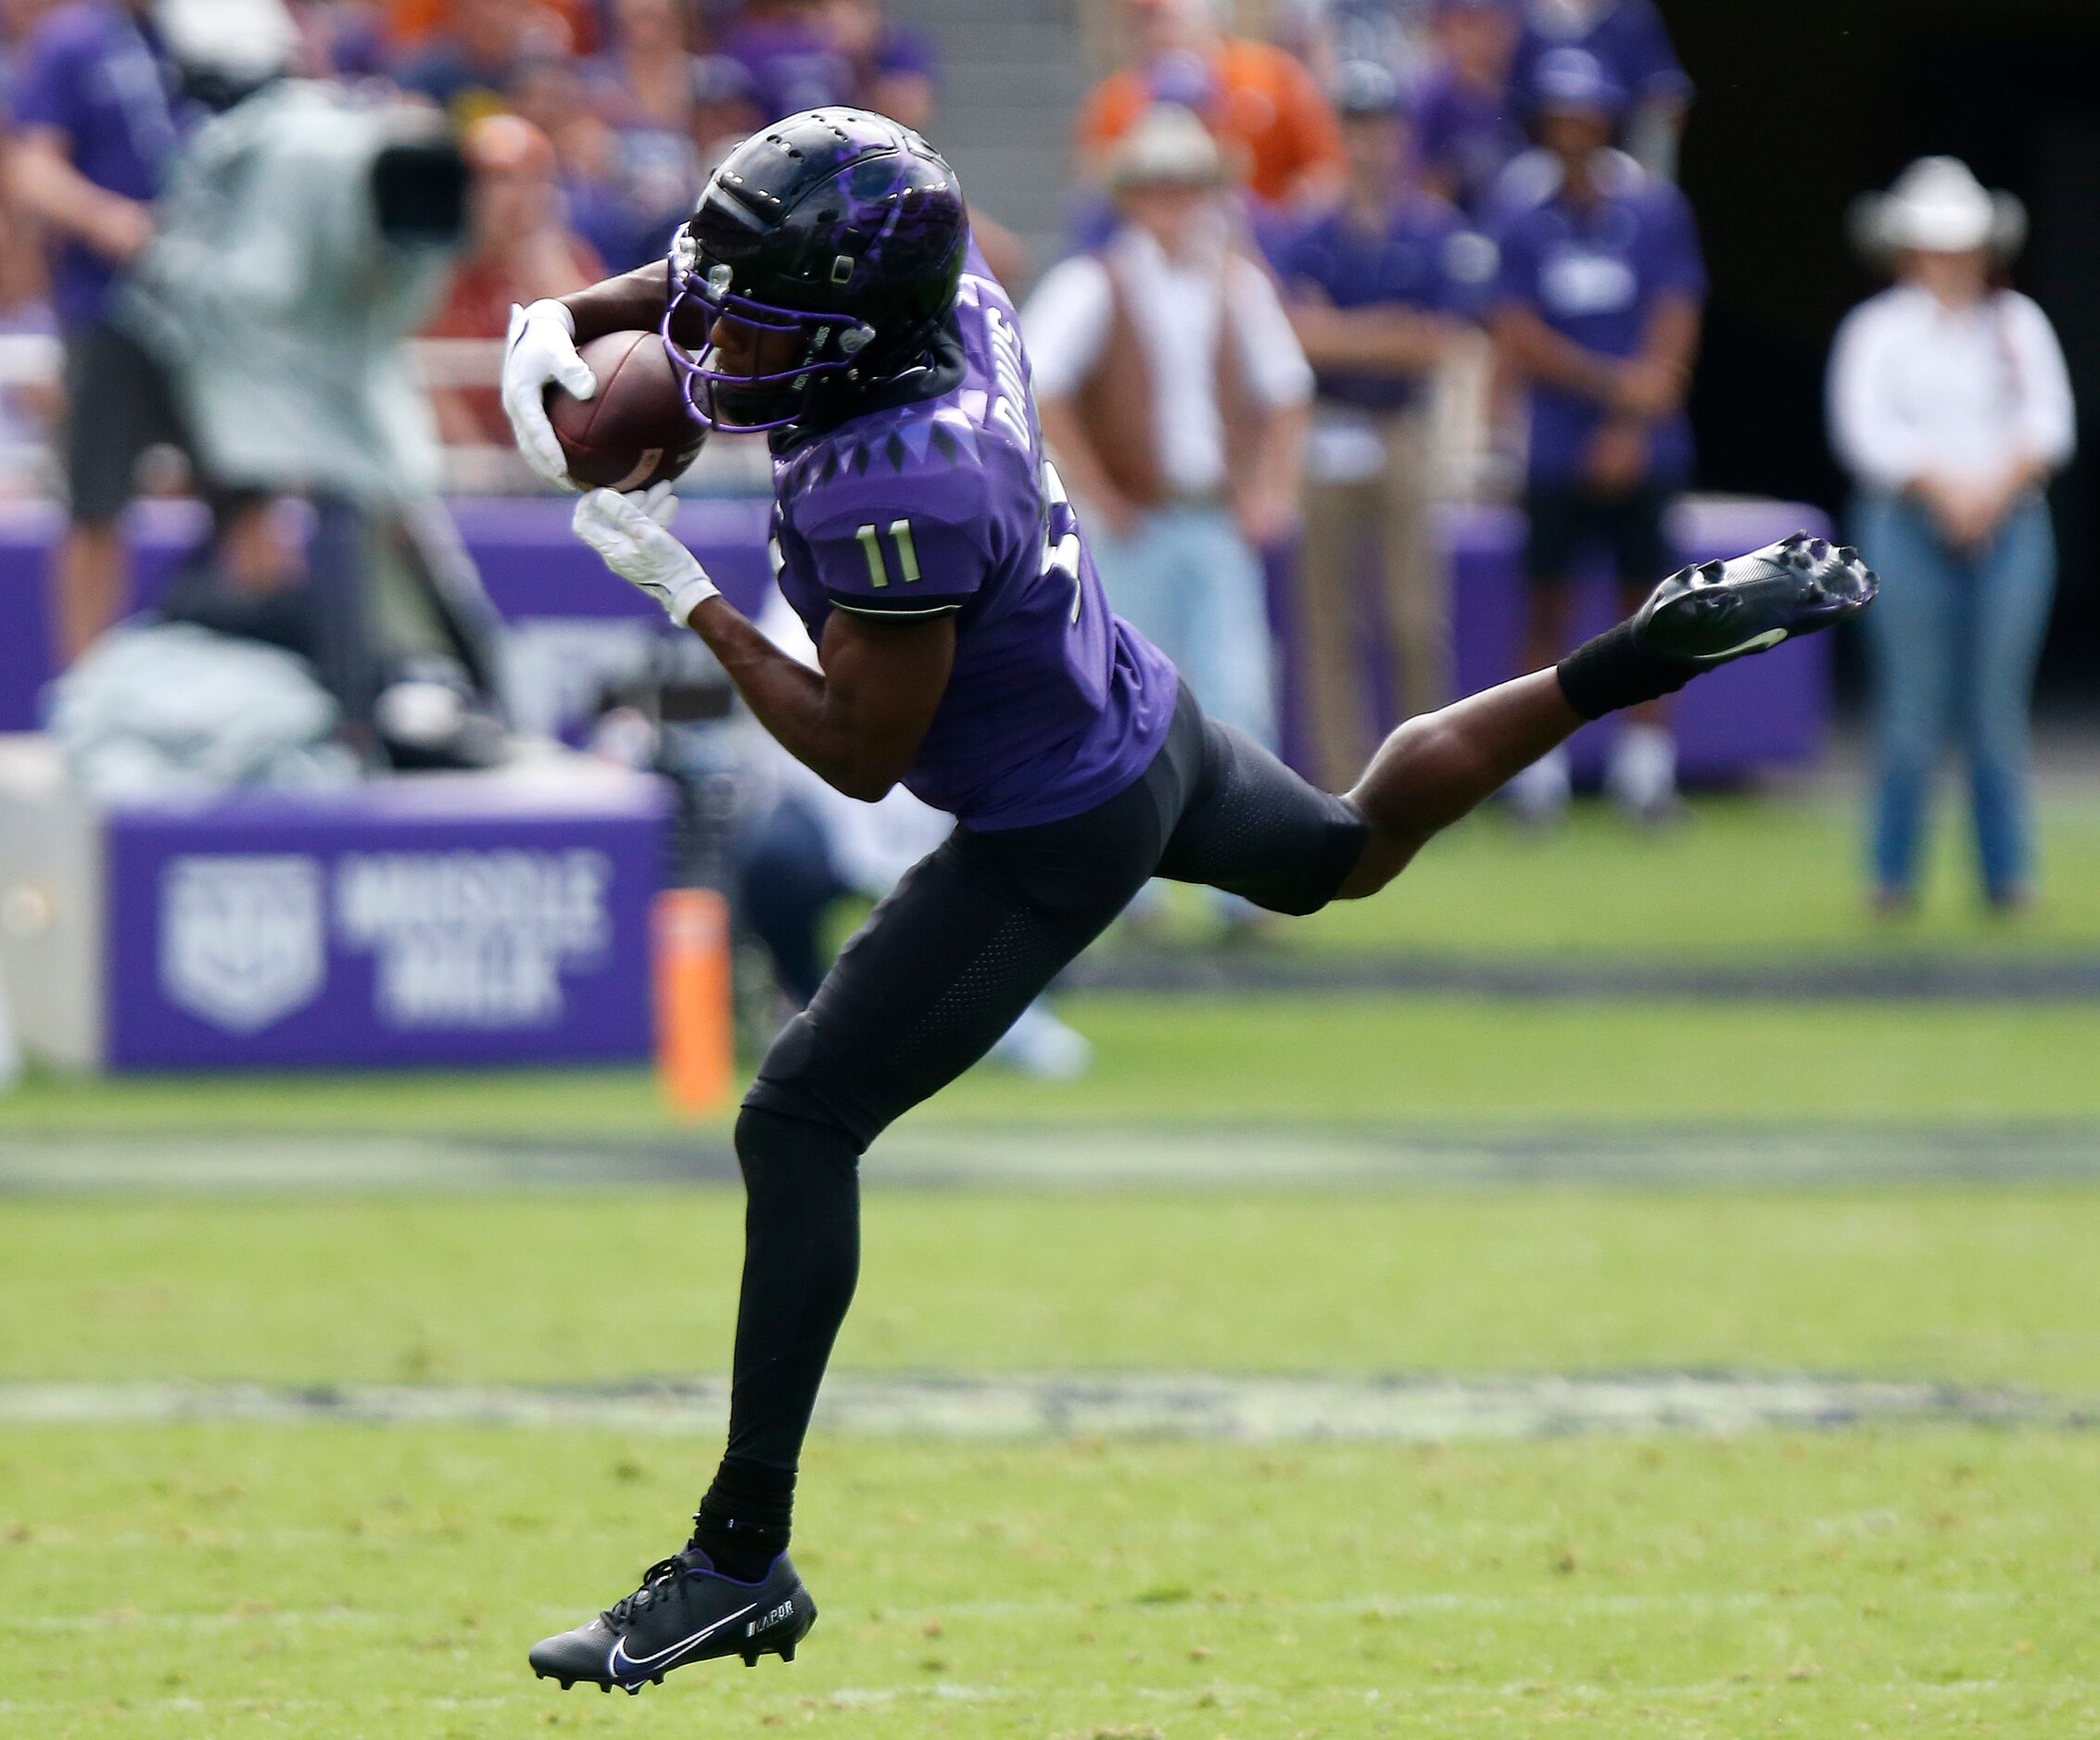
[663,108,969,433]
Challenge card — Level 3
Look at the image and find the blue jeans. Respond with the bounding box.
[1856,492,2056,900]
[1089,504,1277,749]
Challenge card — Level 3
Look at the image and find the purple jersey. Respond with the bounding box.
[768,259,1179,831]
[1489,158,1704,486]
[1509,0,1691,109]
[11,0,183,329]
[1414,67,1524,219]
[1278,192,1481,413]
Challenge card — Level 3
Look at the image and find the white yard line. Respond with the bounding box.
[0,1372,2086,1442]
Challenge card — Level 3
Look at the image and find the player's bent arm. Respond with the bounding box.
[1491,303,1624,407]
[570,485,955,801]
[6,129,150,262]
[689,599,956,802]
[1620,294,1702,418]
[561,258,710,350]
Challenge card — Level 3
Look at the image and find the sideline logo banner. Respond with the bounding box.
[110,789,664,1069]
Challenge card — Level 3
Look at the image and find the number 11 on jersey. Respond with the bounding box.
[855,520,922,588]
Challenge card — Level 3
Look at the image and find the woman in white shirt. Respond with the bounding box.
[1827,158,2075,915]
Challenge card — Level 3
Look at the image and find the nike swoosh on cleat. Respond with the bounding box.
[607,1604,759,1679]
[1691,627,1788,662]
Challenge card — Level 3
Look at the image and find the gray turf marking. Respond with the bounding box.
[1071,948,2100,1002]
[0,1374,2088,1442]
[6,1123,2100,1194]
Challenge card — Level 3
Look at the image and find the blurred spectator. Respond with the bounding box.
[424,112,604,449]
[288,0,390,78]
[1078,0,1346,212]
[1415,0,1522,219]
[394,0,567,124]
[0,0,57,87]
[1025,105,1310,766]
[825,0,937,131]
[6,0,194,663]
[1487,50,1702,825]
[719,0,854,123]
[574,0,709,266]
[687,50,762,163]
[1277,63,1473,790]
[1506,0,1688,181]
[1828,158,2075,917]
[585,0,695,130]
[1271,0,1428,90]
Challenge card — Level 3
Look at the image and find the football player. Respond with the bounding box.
[501,108,1873,1695]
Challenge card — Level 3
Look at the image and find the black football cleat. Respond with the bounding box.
[529,1544,816,1695]
[1633,532,1877,667]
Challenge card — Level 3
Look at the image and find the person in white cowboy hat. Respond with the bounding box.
[1026,100,1314,936]
[1828,156,2075,916]
[1027,101,1312,772]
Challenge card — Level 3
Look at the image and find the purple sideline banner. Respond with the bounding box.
[0,494,1833,777]
[102,775,667,1070]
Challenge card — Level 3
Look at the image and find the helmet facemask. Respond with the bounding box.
[661,229,878,434]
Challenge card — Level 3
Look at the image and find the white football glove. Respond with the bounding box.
[572,484,721,627]
[502,298,598,490]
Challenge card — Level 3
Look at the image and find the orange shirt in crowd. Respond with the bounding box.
[1077,38,1347,208]
[385,0,598,57]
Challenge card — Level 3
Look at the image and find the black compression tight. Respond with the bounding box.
[694,1105,861,1577]
[724,1104,862,1471]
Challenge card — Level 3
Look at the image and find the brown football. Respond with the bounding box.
[545,330,706,491]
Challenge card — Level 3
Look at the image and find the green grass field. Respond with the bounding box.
[7,1426,2096,1737]
[5,792,2098,1735]
[6,993,2100,1134]
[6,1185,2100,1736]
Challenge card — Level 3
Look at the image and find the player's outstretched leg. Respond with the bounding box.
[528,1537,816,1694]
[1336,534,1876,896]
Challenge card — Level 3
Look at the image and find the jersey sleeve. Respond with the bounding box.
[1624,0,1695,104]
[784,444,998,618]
[10,20,86,142]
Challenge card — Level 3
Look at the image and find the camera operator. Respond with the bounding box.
[118,73,507,763]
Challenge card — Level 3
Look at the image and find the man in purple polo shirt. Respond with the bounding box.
[1414,0,1524,220]
[1278,60,1484,788]
[1506,0,1690,178]
[498,109,1870,1694]
[7,0,186,664]
[1490,48,1705,822]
